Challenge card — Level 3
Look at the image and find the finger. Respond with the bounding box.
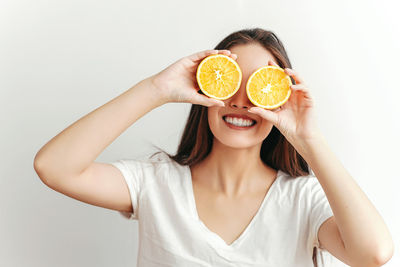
[188,49,218,62]
[218,49,232,56]
[248,107,279,125]
[290,84,309,92]
[284,68,305,84]
[231,53,238,60]
[268,60,280,68]
[192,93,225,107]
[290,84,314,103]
[290,84,313,99]
[271,106,282,112]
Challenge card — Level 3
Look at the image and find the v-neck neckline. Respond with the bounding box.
[185,165,283,250]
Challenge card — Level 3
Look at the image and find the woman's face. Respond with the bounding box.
[208,42,279,149]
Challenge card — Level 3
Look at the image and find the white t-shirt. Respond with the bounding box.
[111,151,337,267]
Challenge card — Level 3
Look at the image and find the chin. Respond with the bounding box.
[209,121,273,150]
[213,135,262,150]
[207,106,274,150]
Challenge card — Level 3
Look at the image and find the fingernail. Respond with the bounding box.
[214,101,224,107]
[249,107,262,113]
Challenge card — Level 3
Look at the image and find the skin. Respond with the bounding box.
[191,44,288,248]
[189,44,281,245]
[192,43,394,265]
[34,41,394,266]
[195,43,279,195]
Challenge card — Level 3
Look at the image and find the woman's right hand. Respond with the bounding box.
[151,49,237,107]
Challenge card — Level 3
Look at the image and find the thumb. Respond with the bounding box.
[191,93,225,107]
[248,107,279,125]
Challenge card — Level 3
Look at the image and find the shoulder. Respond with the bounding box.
[277,169,318,187]
[275,170,322,201]
[118,151,178,170]
[146,151,186,172]
[117,151,188,184]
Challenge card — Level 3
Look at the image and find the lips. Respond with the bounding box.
[222,113,257,123]
[222,113,257,128]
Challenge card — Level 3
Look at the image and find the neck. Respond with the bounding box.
[191,139,277,197]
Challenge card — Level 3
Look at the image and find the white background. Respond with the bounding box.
[1,0,399,266]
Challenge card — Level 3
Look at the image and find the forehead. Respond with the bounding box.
[229,43,277,73]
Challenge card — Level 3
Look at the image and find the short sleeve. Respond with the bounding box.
[308,176,334,250]
[110,159,143,220]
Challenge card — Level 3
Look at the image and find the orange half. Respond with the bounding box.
[196,54,242,100]
[246,66,292,109]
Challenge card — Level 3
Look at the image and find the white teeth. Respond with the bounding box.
[223,116,255,127]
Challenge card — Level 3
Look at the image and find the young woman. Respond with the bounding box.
[34,28,393,266]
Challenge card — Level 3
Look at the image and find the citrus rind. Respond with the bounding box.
[246,65,292,109]
[196,54,242,100]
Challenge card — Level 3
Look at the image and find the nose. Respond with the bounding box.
[226,86,254,109]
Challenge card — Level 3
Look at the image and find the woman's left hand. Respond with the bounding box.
[248,60,322,149]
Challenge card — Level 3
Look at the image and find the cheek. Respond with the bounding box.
[208,108,274,142]
[257,119,274,138]
[207,107,221,131]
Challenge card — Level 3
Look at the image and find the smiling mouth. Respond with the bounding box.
[222,116,257,127]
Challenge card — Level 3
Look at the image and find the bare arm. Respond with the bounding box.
[249,63,393,266]
[34,49,231,180]
[301,135,394,266]
[34,76,164,180]
[33,49,232,213]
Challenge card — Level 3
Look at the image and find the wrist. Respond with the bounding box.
[142,75,170,106]
[125,76,168,109]
[294,131,326,162]
[149,73,173,104]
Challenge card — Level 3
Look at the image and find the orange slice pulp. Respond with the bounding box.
[246,66,292,109]
[196,54,242,100]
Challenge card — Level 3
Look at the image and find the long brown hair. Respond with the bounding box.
[169,28,309,177]
[166,27,318,265]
